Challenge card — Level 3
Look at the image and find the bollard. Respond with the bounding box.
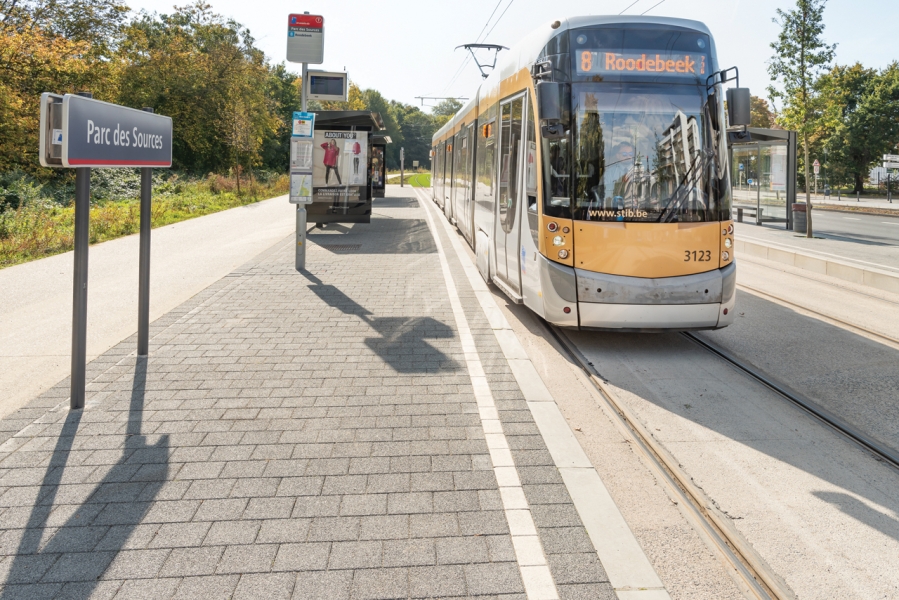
[857,191,860,202]
[737,207,743,223]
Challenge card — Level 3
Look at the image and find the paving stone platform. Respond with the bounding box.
[0,188,614,599]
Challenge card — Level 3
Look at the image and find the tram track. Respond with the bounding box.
[544,323,795,600]
[683,331,899,471]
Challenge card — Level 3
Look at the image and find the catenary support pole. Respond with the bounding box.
[70,167,91,409]
[137,108,154,356]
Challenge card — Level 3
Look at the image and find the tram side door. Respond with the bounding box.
[494,95,525,295]
[460,123,475,244]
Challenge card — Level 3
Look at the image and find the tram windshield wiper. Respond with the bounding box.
[656,149,715,223]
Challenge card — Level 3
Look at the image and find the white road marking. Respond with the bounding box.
[882,221,899,225]
[417,189,559,600]
[843,217,861,220]
[415,186,670,600]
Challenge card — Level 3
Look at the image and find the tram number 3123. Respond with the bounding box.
[685,250,712,262]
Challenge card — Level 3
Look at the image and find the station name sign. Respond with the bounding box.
[287,13,324,64]
[40,93,172,168]
[577,50,708,76]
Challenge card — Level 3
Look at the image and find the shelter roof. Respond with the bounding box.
[314,111,385,131]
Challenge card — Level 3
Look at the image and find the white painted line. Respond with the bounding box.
[513,536,549,565]
[418,190,558,600]
[415,186,670,600]
[882,222,899,225]
[843,217,861,220]
[560,467,666,590]
[520,565,559,600]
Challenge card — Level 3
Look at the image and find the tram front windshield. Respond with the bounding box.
[570,84,729,222]
[548,25,732,223]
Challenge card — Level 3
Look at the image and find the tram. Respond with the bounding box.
[431,16,748,330]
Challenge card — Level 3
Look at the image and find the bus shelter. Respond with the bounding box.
[370,133,392,199]
[728,128,798,229]
[308,111,385,225]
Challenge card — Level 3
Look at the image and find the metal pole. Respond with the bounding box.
[71,167,90,409]
[296,205,307,270]
[296,58,308,271]
[400,147,404,187]
[137,108,154,356]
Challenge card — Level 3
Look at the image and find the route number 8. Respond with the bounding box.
[581,51,592,72]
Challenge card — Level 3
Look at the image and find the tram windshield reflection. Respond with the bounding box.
[571,83,730,222]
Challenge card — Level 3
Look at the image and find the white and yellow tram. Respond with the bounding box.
[431,16,742,330]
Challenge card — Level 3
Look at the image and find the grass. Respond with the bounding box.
[408,173,431,188]
[0,173,288,269]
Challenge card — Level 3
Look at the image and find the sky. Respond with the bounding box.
[130,0,899,113]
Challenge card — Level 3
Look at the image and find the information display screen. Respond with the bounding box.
[309,75,345,98]
[576,49,708,77]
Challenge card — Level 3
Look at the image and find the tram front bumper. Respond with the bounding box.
[573,263,736,330]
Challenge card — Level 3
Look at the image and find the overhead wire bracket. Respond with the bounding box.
[455,43,509,79]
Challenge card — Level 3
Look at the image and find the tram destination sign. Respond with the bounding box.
[41,94,172,168]
[287,14,324,64]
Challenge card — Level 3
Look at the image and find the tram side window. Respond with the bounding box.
[543,136,572,218]
[526,96,540,245]
[476,108,497,216]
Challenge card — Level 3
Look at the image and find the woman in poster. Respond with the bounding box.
[352,140,361,175]
[321,139,342,185]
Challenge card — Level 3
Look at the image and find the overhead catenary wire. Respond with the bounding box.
[640,0,667,15]
[442,0,514,95]
[619,0,642,14]
[440,0,504,94]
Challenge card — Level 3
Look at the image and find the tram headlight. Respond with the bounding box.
[727,223,734,234]
[722,251,730,261]
[552,235,564,246]
[558,249,569,259]
[724,238,732,249]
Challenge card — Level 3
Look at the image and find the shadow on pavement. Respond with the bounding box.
[1,357,169,598]
[308,215,436,255]
[554,289,899,549]
[303,273,458,374]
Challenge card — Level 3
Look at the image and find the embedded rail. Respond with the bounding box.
[545,324,794,600]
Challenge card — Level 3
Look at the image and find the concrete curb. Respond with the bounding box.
[735,237,899,294]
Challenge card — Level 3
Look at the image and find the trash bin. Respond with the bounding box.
[792,202,807,233]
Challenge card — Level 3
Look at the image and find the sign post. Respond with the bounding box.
[290,112,315,270]
[39,92,172,409]
[813,159,820,198]
[287,12,324,271]
[137,107,155,357]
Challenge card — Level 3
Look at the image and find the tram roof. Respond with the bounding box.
[433,15,715,143]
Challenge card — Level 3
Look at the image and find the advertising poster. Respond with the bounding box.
[371,146,385,189]
[312,130,368,203]
[770,145,787,191]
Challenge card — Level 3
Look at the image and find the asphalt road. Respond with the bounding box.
[761,208,899,247]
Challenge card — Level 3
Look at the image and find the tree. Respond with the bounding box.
[768,0,835,237]
[118,3,278,173]
[817,63,899,193]
[750,95,775,128]
[432,98,463,128]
